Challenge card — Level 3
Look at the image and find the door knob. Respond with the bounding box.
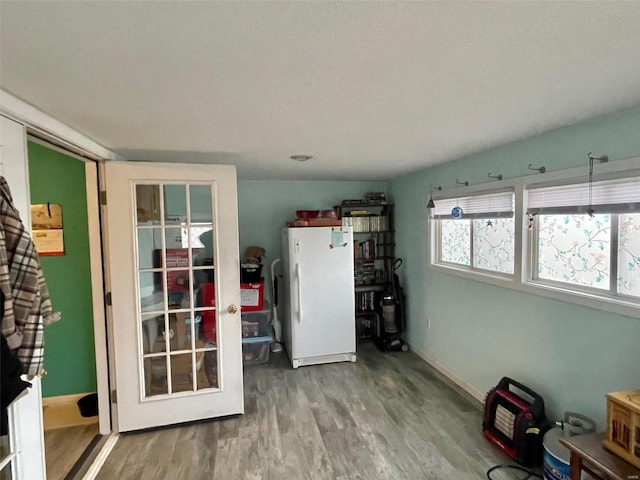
[227,305,238,314]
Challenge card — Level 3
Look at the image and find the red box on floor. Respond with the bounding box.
[199,283,216,343]
[241,280,264,312]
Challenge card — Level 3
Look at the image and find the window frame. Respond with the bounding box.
[528,210,640,302]
[434,216,516,278]
[435,216,470,267]
[427,156,640,320]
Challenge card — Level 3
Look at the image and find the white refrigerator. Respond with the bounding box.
[281,226,356,368]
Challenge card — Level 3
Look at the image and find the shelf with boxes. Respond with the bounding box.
[336,201,395,343]
[354,259,387,286]
[355,312,378,342]
[238,246,270,365]
[355,289,383,342]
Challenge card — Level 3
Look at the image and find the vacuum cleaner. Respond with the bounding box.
[374,258,408,352]
[269,258,283,353]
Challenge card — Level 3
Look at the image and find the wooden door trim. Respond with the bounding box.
[85,162,111,435]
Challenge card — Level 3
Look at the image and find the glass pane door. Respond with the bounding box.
[136,183,219,398]
[106,162,242,432]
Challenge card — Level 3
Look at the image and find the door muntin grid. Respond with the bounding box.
[135,183,219,398]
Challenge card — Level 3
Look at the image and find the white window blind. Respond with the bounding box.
[527,177,640,215]
[432,191,514,219]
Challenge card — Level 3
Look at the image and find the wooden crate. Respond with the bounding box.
[603,389,640,469]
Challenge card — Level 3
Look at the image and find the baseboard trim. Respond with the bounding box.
[43,393,99,430]
[407,341,485,409]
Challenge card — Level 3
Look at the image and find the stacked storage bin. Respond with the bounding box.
[241,300,272,365]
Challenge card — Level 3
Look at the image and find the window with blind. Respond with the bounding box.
[527,176,640,299]
[432,190,515,274]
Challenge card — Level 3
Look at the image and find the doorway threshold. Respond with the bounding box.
[65,432,119,480]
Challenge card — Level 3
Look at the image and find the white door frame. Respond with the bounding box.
[1,114,47,480]
[27,136,111,435]
[1,89,119,478]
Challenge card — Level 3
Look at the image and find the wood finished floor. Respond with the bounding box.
[44,422,99,480]
[97,344,515,480]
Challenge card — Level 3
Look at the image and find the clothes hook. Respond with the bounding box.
[528,163,546,174]
[488,172,503,181]
[456,179,469,186]
[587,152,609,164]
[587,152,608,216]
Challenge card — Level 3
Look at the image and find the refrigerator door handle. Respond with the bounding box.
[295,262,302,323]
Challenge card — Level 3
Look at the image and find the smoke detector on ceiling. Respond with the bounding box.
[290,155,313,162]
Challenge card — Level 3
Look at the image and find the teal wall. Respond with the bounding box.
[237,179,388,299]
[28,142,97,397]
[389,105,640,428]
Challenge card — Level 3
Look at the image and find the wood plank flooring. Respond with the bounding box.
[44,422,100,480]
[96,344,515,480]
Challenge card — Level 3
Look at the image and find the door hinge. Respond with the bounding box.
[111,389,117,404]
[100,191,107,205]
[105,292,112,306]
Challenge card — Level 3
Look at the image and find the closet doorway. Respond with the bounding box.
[27,138,107,479]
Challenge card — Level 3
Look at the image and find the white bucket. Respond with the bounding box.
[543,428,571,480]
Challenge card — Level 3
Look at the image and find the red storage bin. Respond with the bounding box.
[197,281,264,341]
[241,280,264,312]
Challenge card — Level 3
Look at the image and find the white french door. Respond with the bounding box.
[103,162,243,432]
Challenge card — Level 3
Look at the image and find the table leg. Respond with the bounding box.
[569,452,582,480]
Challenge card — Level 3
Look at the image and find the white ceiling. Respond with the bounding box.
[1,1,640,181]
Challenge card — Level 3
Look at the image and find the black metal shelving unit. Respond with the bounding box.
[336,202,395,342]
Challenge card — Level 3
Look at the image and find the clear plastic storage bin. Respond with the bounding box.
[241,302,271,338]
[241,335,272,365]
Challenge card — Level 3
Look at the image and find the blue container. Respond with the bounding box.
[542,428,573,480]
[543,413,596,480]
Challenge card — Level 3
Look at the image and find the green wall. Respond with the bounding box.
[389,105,640,428]
[237,179,388,296]
[28,142,97,397]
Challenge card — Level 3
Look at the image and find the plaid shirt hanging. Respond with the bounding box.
[0,176,60,376]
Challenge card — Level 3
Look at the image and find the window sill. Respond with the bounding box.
[429,263,514,286]
[521,280,640,320]
[429,263,640,320]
